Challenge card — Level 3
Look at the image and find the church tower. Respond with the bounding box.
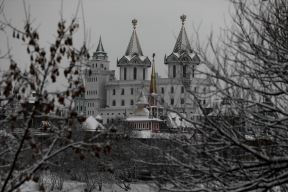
[117,19,151,81]
[83,37,115,116]
[164,15,200,86]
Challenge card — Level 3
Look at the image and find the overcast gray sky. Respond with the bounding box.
[0,0,232,79]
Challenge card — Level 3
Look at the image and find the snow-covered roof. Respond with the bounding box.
[172,52,180,57]
[134,107,150,117]
[139,56,147,61]
[126,116,162,122]
[95,114,103,120]
[82,116,105,132]
[136,90,148,106]
[189,52,196,58]
[167,112,194,128]
[124,55,148,62]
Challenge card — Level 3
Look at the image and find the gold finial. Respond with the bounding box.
[180,14,186,25]
[132,19,138,29]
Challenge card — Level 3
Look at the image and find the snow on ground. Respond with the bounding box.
[20,180,159,192]
[19,181,40,192]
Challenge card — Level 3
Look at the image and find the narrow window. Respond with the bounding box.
[181,86,184,93]
[161,87,164,94]
[171,86,174,93]
[113,89,116,95]
[131,88,134,95]
[130,100,134,105]
[192,65,195,78]
[173,65,176,78]
[171,98,174,105]
[124,67,127,80]
[133,67,137,80]
[143,68,146,80]
[121,89,125,95]
[112,100,116,106]
[183,65,187,78]
[121,100,125,106]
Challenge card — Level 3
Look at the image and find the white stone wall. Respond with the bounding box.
[167,63,195,79]
[106,80,149,109]
[100,75,213,123]
[76,53,213,124]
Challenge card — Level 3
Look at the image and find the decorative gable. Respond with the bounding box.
[192,54,200,64]
[117,56,129,66]
[179,53,193,63]
[165,53,179,64]
[130,56,141,64]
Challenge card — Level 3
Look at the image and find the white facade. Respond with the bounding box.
[75,16,213,124]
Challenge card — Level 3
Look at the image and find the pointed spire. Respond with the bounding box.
[149,53,157,107]
[125,19,143,56]
[149,53,157,95]
[96,36,105,53]
[93,36,108,60]
[173,14,193,54]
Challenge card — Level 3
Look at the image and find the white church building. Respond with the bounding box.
[74,15,212,125]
